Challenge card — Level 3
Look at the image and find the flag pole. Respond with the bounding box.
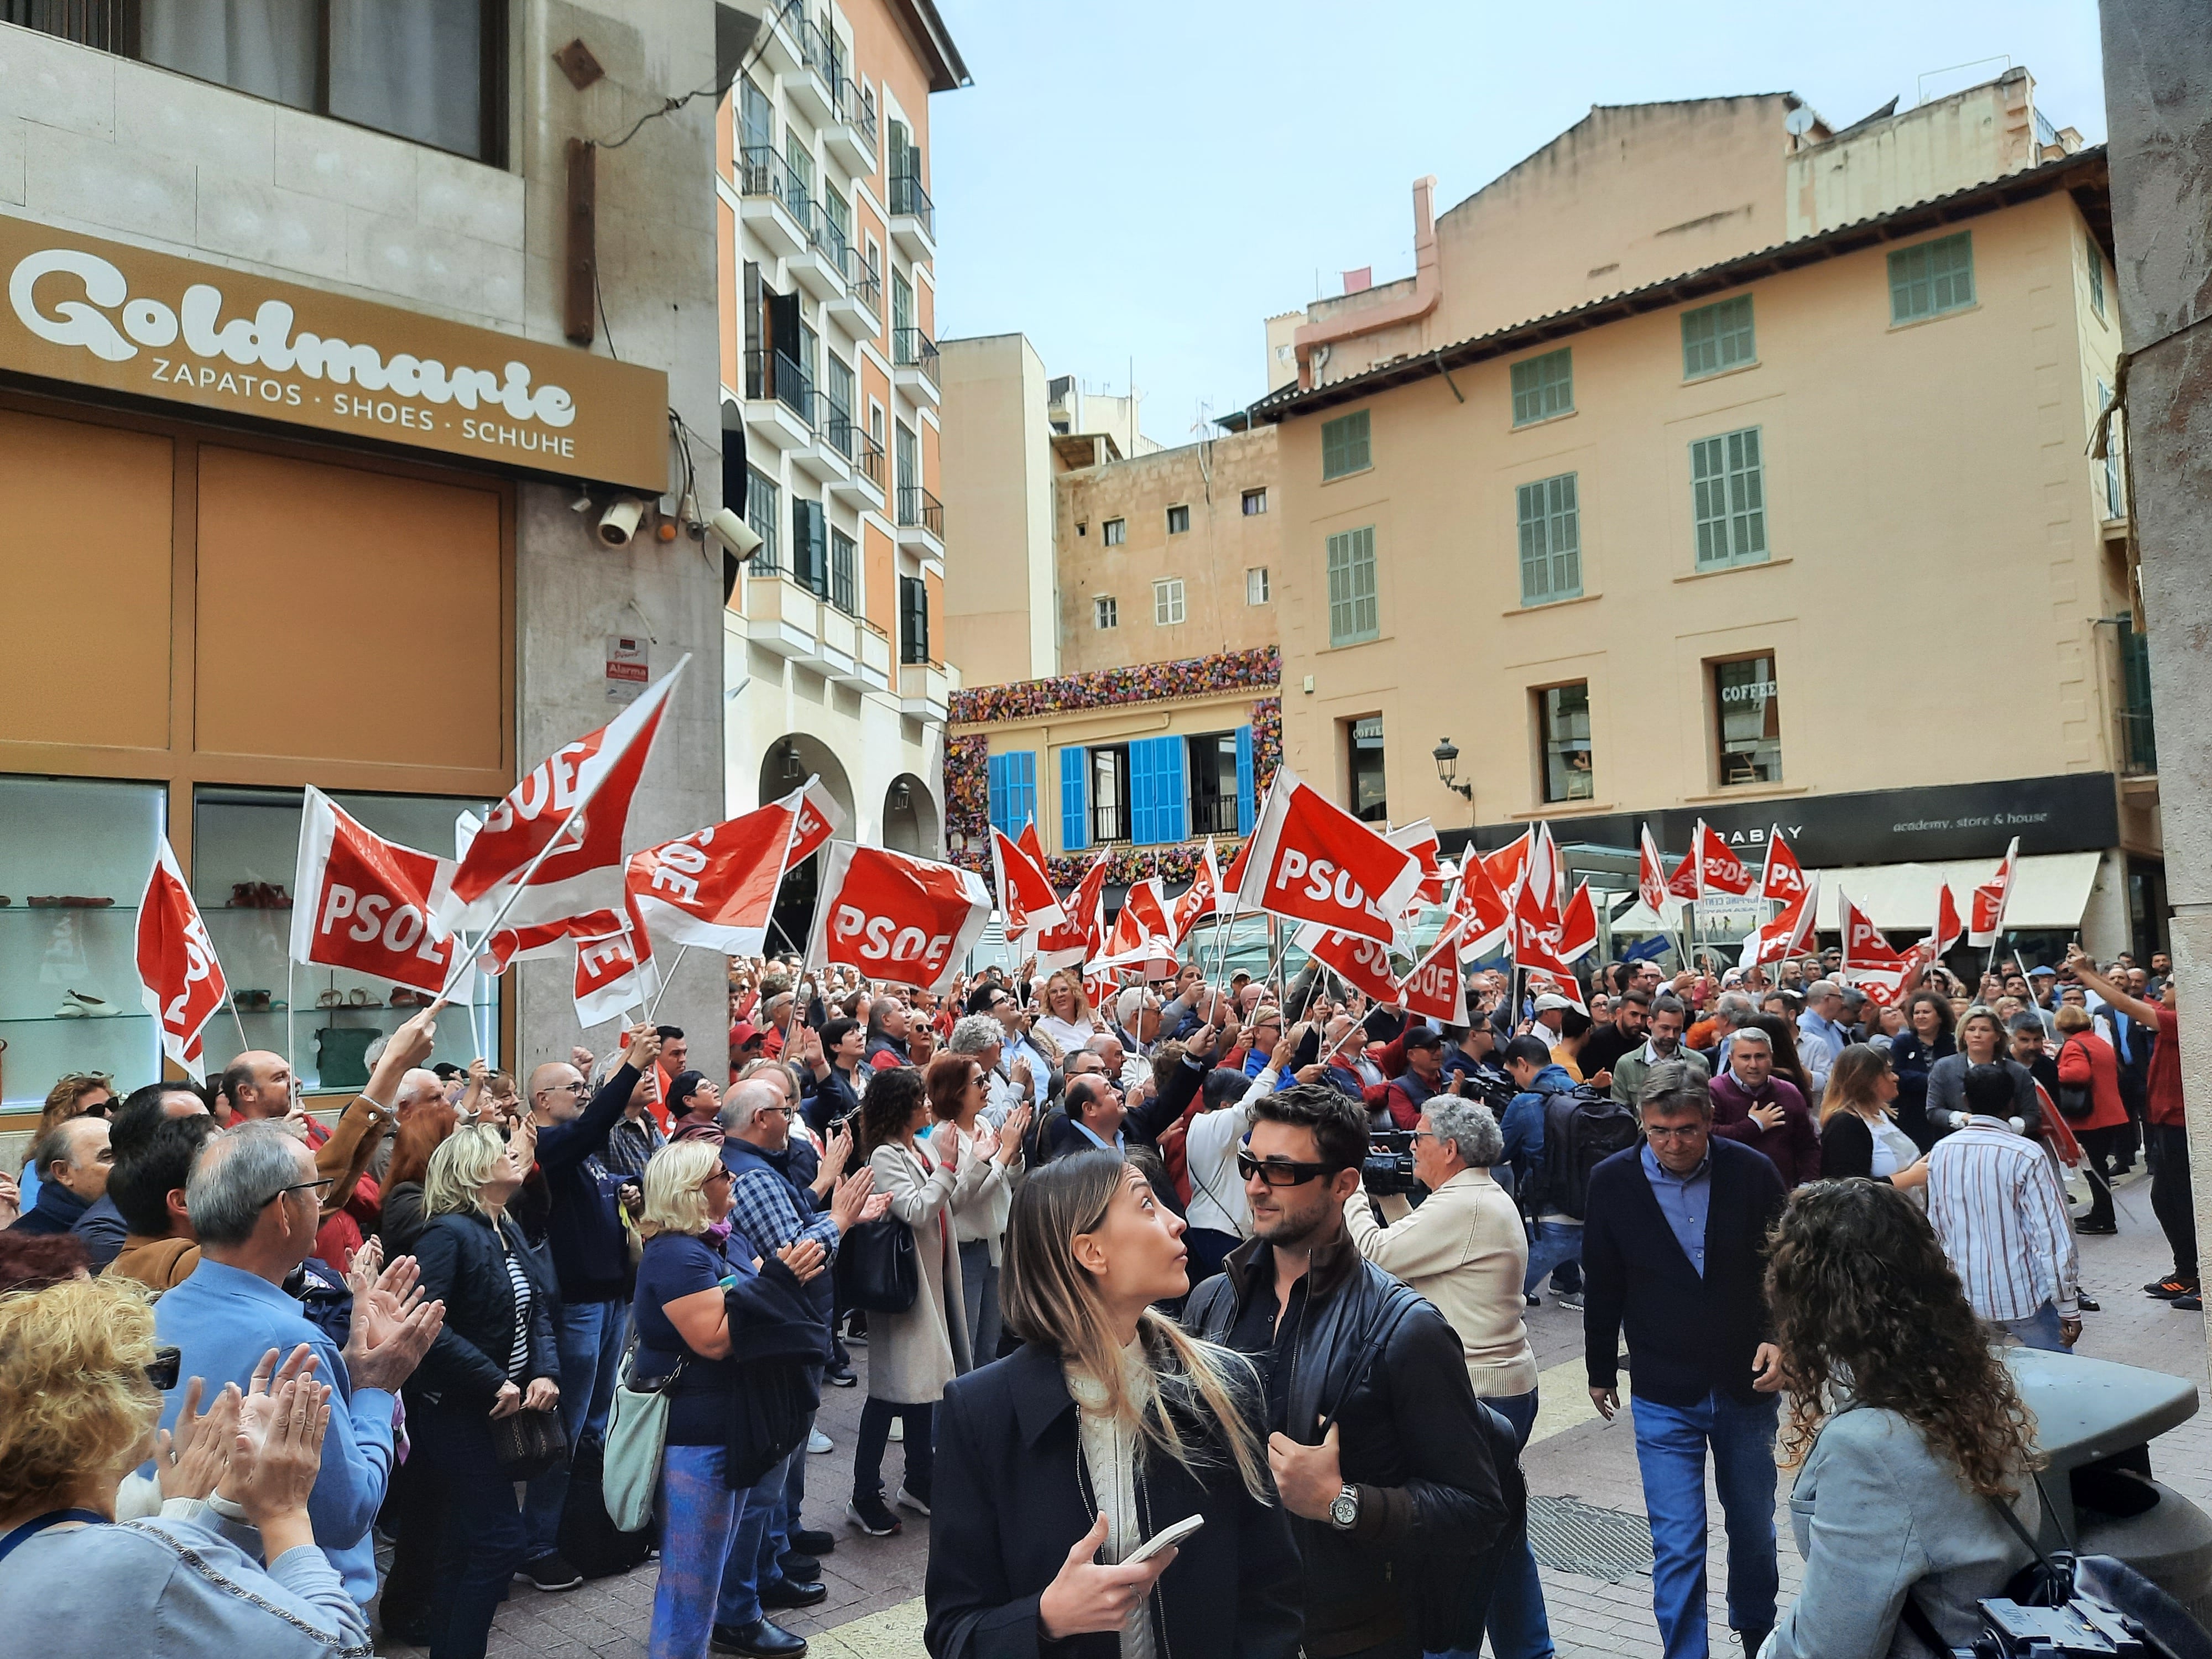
[647,943,689,1022]
[227,993,251,1057]
[285,959,296,1089]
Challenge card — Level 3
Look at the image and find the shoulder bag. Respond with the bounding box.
[2056,1038,2094,1120]
[602,1346,682,1533]
[835,1216,919,1312]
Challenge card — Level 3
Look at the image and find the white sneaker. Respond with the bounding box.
[888,1418,904,1443]
[808,1428,833,1454]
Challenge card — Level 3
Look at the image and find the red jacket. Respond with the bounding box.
[2055,1030,2130,1132]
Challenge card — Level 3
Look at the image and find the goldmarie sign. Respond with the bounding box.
[0,212,667,492]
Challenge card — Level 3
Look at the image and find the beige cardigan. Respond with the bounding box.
[866,1134,979,1403]
[1343,1167,1538,1397]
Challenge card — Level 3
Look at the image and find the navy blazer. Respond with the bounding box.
[1580,1136,1787,1408]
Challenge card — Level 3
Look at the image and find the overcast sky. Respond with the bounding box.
[927,0,2107,447]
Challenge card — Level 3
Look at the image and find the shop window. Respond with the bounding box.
[1538,683,1594,802]
[1713,656,1782,786]
[0,775,166,1106]
[191,786,501,1091]
[1348,716,1387,823]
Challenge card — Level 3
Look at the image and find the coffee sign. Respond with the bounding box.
[0,211,666,491]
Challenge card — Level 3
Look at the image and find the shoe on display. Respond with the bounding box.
[317,989,344,1009]
[789,1526,835,1557]
[895,1485,931,1517]
[846,1494,901,1537]
[808,1428,833,1454]
[348,987,374,1006]
[515,1553,583,1592]
[709,1618,808,1658]
[759,1576,828,1610]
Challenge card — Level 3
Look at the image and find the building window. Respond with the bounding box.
[1538,683,1594,803]
[1321,410,1371,479]
[1153,578,1186,626]
[1166,504,1190,535]
[1682,295,1756,379]
[830,529,857,614]
[899,575,930,664]
[1188,732,1241,836]
[1102,517,1126,547]
[1348,717,1387,823]
[746,467,780,576]
[1516,472,1582,604]
[1691,426,1768,570]
[987,751,1036,836]
[1511,347,1574,426]
[1327,526,1378,646]
[2100,381,2125,519]
[892,269,914,340]
[2087,236,2107,324]
[791,499,828,596]
[740,75,774,154]
[1242,488,1268,515]
[1246,567,1271,605]
[1091,745,1131,843]
[1094,595,1118,630]
[1889,232,1975,325]
[1714,655,1782,785]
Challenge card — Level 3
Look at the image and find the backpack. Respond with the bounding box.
[1535,1086,1641,1222]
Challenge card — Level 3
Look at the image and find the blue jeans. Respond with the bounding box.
[654,1444,754,1659]
[1630,1391,1780,1659]
[1524,1221,1584,1296]
[2001,1302,2069,1353]
[717,1455,799,1629]
[414,1403,529,1659]
[524,1295,628,1557]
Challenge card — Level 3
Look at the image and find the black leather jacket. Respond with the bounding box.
[1184,1229,1515,1657]
[408,1208,560,1409]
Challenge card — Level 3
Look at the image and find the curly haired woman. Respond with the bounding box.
[1764,1180,2042,1659]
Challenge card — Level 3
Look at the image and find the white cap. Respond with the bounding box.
[1532,993,1576,1013]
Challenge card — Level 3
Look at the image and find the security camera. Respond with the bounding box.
[597,495,646,548]
[708,507,763,559]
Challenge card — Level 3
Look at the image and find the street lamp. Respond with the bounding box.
[1433,738,1473,804]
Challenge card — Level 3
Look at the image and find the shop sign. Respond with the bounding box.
[0,212,666,491]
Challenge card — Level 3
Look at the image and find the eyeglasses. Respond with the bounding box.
[1641,1123,1707,1142]
[753,1104,796,1118]
[1237,1151,1340,1187]
[263,1177,335,1206]
[542,1081,586,1096]
[700,1168,735,1188]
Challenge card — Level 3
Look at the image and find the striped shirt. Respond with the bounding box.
[1927,1117,2079,1323]
[503,1248,534,1380]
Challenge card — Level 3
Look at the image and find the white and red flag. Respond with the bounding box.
[1388,820,1448,907]
[989,822,1065,938]
[1297,923,1401,1006]
[1032,849,1109,973]
[1840,888,1913,1005]
[1694,821,1755,899]
[434,656,687,938]
[1924,884,1965,959]
[1557,880,1599,964]
[1638,825,1671,915]
[1453,856,1510,952]
[627,779,843,957]
[1400,922,1469,1025]
[291,787,461,997]
[806,843,992,994]
[1235,768,1422,948]
[1968,837,2020,948]
[1667,849,1700,902]
[1482,830,1533,903]
[476,896,660,1027]
[1167,839,1223,946]
[1098,878,1177,975]
[1512,879,1584,1010]
[1739,875,1818,971]
[1755,831,1807,906]
[136,836,229,1083]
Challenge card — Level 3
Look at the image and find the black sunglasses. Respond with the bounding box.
[1237,1151,1340,1187]
[145,1345,181,1391]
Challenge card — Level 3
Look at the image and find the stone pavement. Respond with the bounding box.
[386,1162,2211,1659]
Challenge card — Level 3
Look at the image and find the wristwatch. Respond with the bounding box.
[1328,1483,1361,1531]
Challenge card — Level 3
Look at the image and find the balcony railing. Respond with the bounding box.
[808,205,852,274]
[889,171,934,238]
[830,547,856,616]
[1091,804,1130,845]
[897,484,943,538]
[743,347,815,424]
[1190,791,1243,837]
[852,431,885,491]
[832,74,879,165]
[847,258,883,319]
[738,144,809,223]
[2120,706,2158,775]
[893,327,939,384]
[802,16,843,86]
[818,398,854,454]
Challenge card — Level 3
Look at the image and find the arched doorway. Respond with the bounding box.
[881,773,940,855]
[760,734,855,954]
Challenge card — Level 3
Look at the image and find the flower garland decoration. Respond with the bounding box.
[948,646,1279,726]
[1251,696,1282,799]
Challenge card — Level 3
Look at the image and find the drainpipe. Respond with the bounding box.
[1293,176,1442,391]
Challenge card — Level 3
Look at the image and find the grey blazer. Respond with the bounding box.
[1767,1405,2036,1659]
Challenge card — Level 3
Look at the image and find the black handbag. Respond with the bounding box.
[2057,1038,2095,1120]
[835,1217,919,1313]
[489,1404,568,1479]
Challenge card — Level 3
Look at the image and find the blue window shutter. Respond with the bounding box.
[1235,726,1255,835]
[987,753,1009,834]
[1129,738,1160,846]
[1060,747,1088,851]
[1161,738,1188,843]
[1008,750,1036,830]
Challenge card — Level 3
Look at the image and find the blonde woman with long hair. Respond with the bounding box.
[922,1149,1301,1658]
[1034,969,1101,1057]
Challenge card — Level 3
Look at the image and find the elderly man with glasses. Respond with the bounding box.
[1582,1061,1790,1659]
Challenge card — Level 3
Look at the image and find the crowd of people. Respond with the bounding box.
[0,929,2194,1659]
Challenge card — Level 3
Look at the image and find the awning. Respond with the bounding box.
[1808,852,2105,932]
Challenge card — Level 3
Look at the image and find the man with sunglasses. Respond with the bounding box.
[1185,1083,1513,1659]
[1582,1061,1789,1659]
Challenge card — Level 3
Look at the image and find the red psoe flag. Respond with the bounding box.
[1235,768,1422,948]
[989,823,1065,938]
[787,776,846,867]
[1032,849,1109,973]
[1839,887,1913,1006]
[136,836,229,1083]
[1694,821,1754,898]
[1297,923,1401,1006]
[571,905,659,1028]
[1638,825,1670,915]
[1558,880,1599,964]
[1099,878,1176,975]
[1167,838,1222,946]
[1968,837,2020,948]
[1739,875,1818,971]
[1388,820,1447,906]
[435,656,688,937]
[1756,830,1807,906]
[1483,830,1533,902]
[1512,878,1582,1003]
[1454,856,1509,949]
[806,843,992,994]
[1401,931,1468,1024]
[1926,884,1965,958]
[626,786,819,957]
[290,787,461,997]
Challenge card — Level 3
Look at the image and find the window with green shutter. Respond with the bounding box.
[2086,235,2106,323]
[1326,526,1378,646]
[1510,348,1574,426]
[1516,472,1582,604]
[1690,427,1768,570]
[1888,232,1975,324]
[1321,410,1371,480]
[1681,295,1756,379]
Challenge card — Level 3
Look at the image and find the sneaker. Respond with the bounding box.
[760,1576,828,1610]
[2146,1277,2198,1300]
[1555,1291,1585,1312]
[516,1553,584,1592]
[2175,1293,2203,1312]
[710,1618,808,1657]
[789,1526,836,1557]
[888,1417,904,1443]
[824,1363,858,1389]
[808,1428,833,1454]
[1525,1292,1541,1307]
[847,1493,902,1537]
[896,1485,932,1517]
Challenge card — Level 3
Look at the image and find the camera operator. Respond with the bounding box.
[1345,1097,1552,1659]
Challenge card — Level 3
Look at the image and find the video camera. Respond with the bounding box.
[1362,1129,1419,1198]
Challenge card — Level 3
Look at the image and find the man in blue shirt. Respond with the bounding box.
[1794,980,1847,1101]
[156,1119,444,1605]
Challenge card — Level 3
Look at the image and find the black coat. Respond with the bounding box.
[408,1208,560,1408]
[724,1257,830,1488]
[1185,1234,1515,1656]
[923,1341,1303,1659]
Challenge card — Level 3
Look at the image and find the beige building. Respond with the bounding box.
[1250,72,2157,959]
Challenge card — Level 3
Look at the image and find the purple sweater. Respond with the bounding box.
[1709,1070,1822,1187]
